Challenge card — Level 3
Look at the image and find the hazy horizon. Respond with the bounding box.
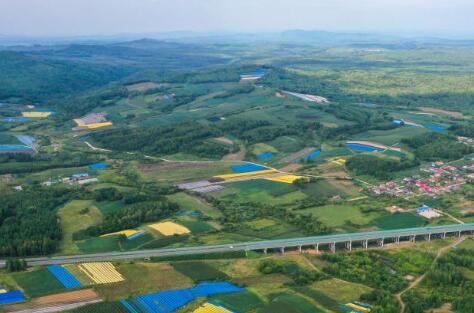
[1,0,473,38]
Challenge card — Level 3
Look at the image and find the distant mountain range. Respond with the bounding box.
[1,30,474,47]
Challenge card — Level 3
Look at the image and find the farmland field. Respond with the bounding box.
[375,213,427,230]
[171,261,229,282]
[58,200,103,255]
[14,268,66,297]
[2,23,474,313]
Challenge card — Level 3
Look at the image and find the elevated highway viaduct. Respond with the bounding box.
[4,223,474,268]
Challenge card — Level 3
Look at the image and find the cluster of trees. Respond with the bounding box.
[5,258,27,272]
[449,124,474,138]
[402,132,473,161]
[258,259,327,286]
[198,195,329,236]
[218,119,317,144]
[401,248,474,313]
[213,85,255,99]
[359,290,399,313]
[81,200,179,238]
[91,123,234,159]
[322,251,408,293]
[346,154,418,179]
[0,151,101,175]
[0,186,83,257]
[160,87,209,113]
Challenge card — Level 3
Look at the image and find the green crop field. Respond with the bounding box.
[171,261,229,282]
[95,201,125,215]
[258,292,323,313]
[13,268,66,297]
[210,291,265,312]
[77,236,121,253]
[375,213,427,230]
[58,200,103,255]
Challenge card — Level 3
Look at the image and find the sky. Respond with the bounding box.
[0,0,473,37]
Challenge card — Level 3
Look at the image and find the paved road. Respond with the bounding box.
[3,224,473,268]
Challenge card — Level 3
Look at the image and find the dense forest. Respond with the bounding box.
[0,186,84,257]
[402,133,473,161]
[91,123,234,159]
[346,154,418,179]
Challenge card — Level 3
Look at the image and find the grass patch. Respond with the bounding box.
[95,201,125,215]
[13,268,66,297]
[171,261,229,282]
[93,263,193,301]
[310,278,372,304]
[227,179,298,197]
[301,180,344,198]
[58,200,103,255]
[246,218,277,230]
[77,235,121,253]
[300,204,380,228]
[140,234,189,249]
[120,233,155,251]
[258,292,323,313]
[375,213,426,230]
[210,291,265,312]
[177,219,215,234]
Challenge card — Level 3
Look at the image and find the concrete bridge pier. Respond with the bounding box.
[442,232,446,239]
[298,245,302,253]
[314,243,319,253]
[345,241,352,251]
[425,233,431,241]
[410,235,416,243]
[363,240,368,250]
[395,236,400,244]
[280,247,285,254]
[378,238,384,247]
[329,242,336,253]
[263,248,268,254]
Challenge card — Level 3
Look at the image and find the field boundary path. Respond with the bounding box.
[395,237,466,313]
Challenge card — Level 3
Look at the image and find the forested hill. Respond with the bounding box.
[0,40,231,103]
[0,50,132,102]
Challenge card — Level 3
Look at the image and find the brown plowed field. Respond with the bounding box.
[35,289,99,305]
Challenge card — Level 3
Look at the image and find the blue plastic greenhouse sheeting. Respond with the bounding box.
[303,150,321,159]
[231,164,267,173]
[422,124,445,132]
[127,230,146,240]
[0,291,26,305]
[346,143,384,153]
[190,282,245,297]
[88,163,110,170]
[47,265,82,289]
[137,289,195,313]
[257,152,273,160]
[120,299,139,313]
[0,145,30,151]
[2,117,30,123]
[130,282,244,313]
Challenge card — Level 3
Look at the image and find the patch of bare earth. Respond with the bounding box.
[214,137,234,145]
[222,146,246,161]
[420,107,465,119]
[279,163,302,172]
[125,82,162,92]
[35,289,99,306]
